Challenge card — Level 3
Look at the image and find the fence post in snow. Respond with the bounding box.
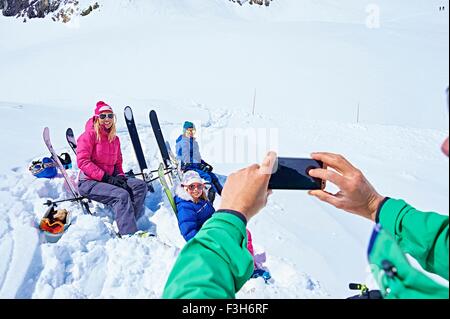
[357,102,360,124]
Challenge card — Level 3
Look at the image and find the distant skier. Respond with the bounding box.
[175,170,265,278]
[77,101,148,236]
[175,121,223,199]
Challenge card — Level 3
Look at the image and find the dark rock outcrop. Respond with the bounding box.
[1,0,64,19]
[1,0,270,22]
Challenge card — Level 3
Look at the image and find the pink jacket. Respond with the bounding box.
[247,229,254,257]
[247,229,257,269]
[77,117,125,181]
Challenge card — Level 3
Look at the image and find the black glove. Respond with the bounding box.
[102,174,134,201]
[118,176,135,201]
[116,174,128,184]
[201,161,213,173]
[102,174,127,188]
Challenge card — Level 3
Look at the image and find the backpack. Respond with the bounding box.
[29,157,58,179]
[29,153,72,179]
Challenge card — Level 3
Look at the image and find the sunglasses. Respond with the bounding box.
[99,113,115,120]
[29,161,57,175]
[186,184,204,191]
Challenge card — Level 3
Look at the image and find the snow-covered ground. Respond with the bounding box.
[0,0,448,299]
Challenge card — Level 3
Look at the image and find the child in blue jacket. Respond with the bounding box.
[174,171,215,241]
[174,171,270,281]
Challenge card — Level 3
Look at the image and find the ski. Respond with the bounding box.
[43,127,92,215]
[149,110,171,169]
[66,128,77,155]
[158,163,178,215]
[124,106,155,193]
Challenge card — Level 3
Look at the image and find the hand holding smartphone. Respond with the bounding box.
[268,157,326,190]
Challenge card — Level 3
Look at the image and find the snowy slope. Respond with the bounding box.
[0,0,448,299]
[0,0,448,131]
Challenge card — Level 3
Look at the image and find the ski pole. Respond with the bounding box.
[349,283,369,296]
[149,169,174,183]
[43,197,86,207]
[126,167,173,178]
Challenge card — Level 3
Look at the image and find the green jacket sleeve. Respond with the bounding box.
[163,212,254,299]
[378,198,449,280]
[368,225,449,299]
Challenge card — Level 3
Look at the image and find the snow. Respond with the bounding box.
[0,0,448,299]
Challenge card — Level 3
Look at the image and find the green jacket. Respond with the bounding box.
[163,211,254,299]
[163,199,449,299]
[369,198,449,299]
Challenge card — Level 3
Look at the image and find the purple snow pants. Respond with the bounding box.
[78,177,148,235]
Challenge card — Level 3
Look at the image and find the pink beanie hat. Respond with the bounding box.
[94,101,113,116]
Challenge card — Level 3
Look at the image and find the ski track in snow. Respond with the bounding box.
[0,163,182,298]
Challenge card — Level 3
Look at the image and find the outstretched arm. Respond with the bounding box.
[377,199,449,280]
[308,152,448,279]
[164,213,253,299]
[308,152,384,222]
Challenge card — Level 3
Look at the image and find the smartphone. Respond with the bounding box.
[268,157,326,190]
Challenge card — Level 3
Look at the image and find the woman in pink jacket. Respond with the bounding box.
[77,101,148,236]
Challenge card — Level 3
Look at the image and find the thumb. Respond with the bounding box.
[259,151,277,175]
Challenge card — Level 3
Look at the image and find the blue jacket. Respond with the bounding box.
[174,185,215,242]
[176,135,202,166]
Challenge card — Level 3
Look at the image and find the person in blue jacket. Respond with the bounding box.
[174,171,269,280]
[174,170,215,241]
[176,121,223,199]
